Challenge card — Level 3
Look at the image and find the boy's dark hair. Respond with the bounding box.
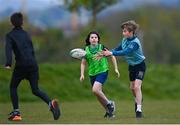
[121,20,139,35]
[85,31,100,46]
[10,12,23,27]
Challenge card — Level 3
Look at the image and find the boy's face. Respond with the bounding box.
[122,28,133,38]
[89,34,98,46]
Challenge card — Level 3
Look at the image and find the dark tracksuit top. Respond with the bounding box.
[5,27,37,68]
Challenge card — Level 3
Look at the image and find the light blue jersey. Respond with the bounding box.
[111,37,145,66]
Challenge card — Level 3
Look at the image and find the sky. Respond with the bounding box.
[1,0,179,13]
[0,0,63,12]
[0,0,179,29]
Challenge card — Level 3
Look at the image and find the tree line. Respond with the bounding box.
[0,6,179,64]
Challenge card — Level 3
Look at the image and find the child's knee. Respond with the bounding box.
[92,88,99,95]
[134,85,141,91]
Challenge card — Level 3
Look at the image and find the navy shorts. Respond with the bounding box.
[128,61,146,81]
[89,71,108,86]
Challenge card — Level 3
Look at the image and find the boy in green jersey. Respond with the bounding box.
[80,31,120,118]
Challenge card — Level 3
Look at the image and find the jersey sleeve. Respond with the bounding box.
[112,42,139,56]
[5,34,13,67]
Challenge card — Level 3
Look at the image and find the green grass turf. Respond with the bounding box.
[0,100,180,124]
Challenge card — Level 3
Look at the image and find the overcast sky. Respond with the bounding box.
[0,0,63,12]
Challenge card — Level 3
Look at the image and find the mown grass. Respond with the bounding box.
[0,62,180,123]
[0,100,180,124]
[0,60,180,124]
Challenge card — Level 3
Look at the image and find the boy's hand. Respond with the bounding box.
[102,49,113,56]
[80,75,84,82]
[5,66,11,69]
[115,69,120,78]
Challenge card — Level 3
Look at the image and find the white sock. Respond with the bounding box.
[137,105,142,112]
[14,109,19,111]
[107,100,112,105]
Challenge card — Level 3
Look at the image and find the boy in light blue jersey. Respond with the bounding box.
[101,20,146,118]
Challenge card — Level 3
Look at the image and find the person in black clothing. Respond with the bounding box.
[5,12,60,121]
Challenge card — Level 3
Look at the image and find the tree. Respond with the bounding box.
[64,0,119,28]
[80,0,118,28]
[64,0,83,32]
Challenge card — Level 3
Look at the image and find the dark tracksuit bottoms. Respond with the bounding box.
[10,65,51,109]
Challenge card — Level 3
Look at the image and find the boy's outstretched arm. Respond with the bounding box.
[111,42,139,56]
[111,56,120,78]
[80,58,86,82]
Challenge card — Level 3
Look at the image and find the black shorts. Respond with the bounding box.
[128,61,146,81]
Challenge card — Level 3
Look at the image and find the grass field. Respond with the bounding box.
[0,100,180,124]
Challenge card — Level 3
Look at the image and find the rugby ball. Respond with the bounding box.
[70,48,86,59]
